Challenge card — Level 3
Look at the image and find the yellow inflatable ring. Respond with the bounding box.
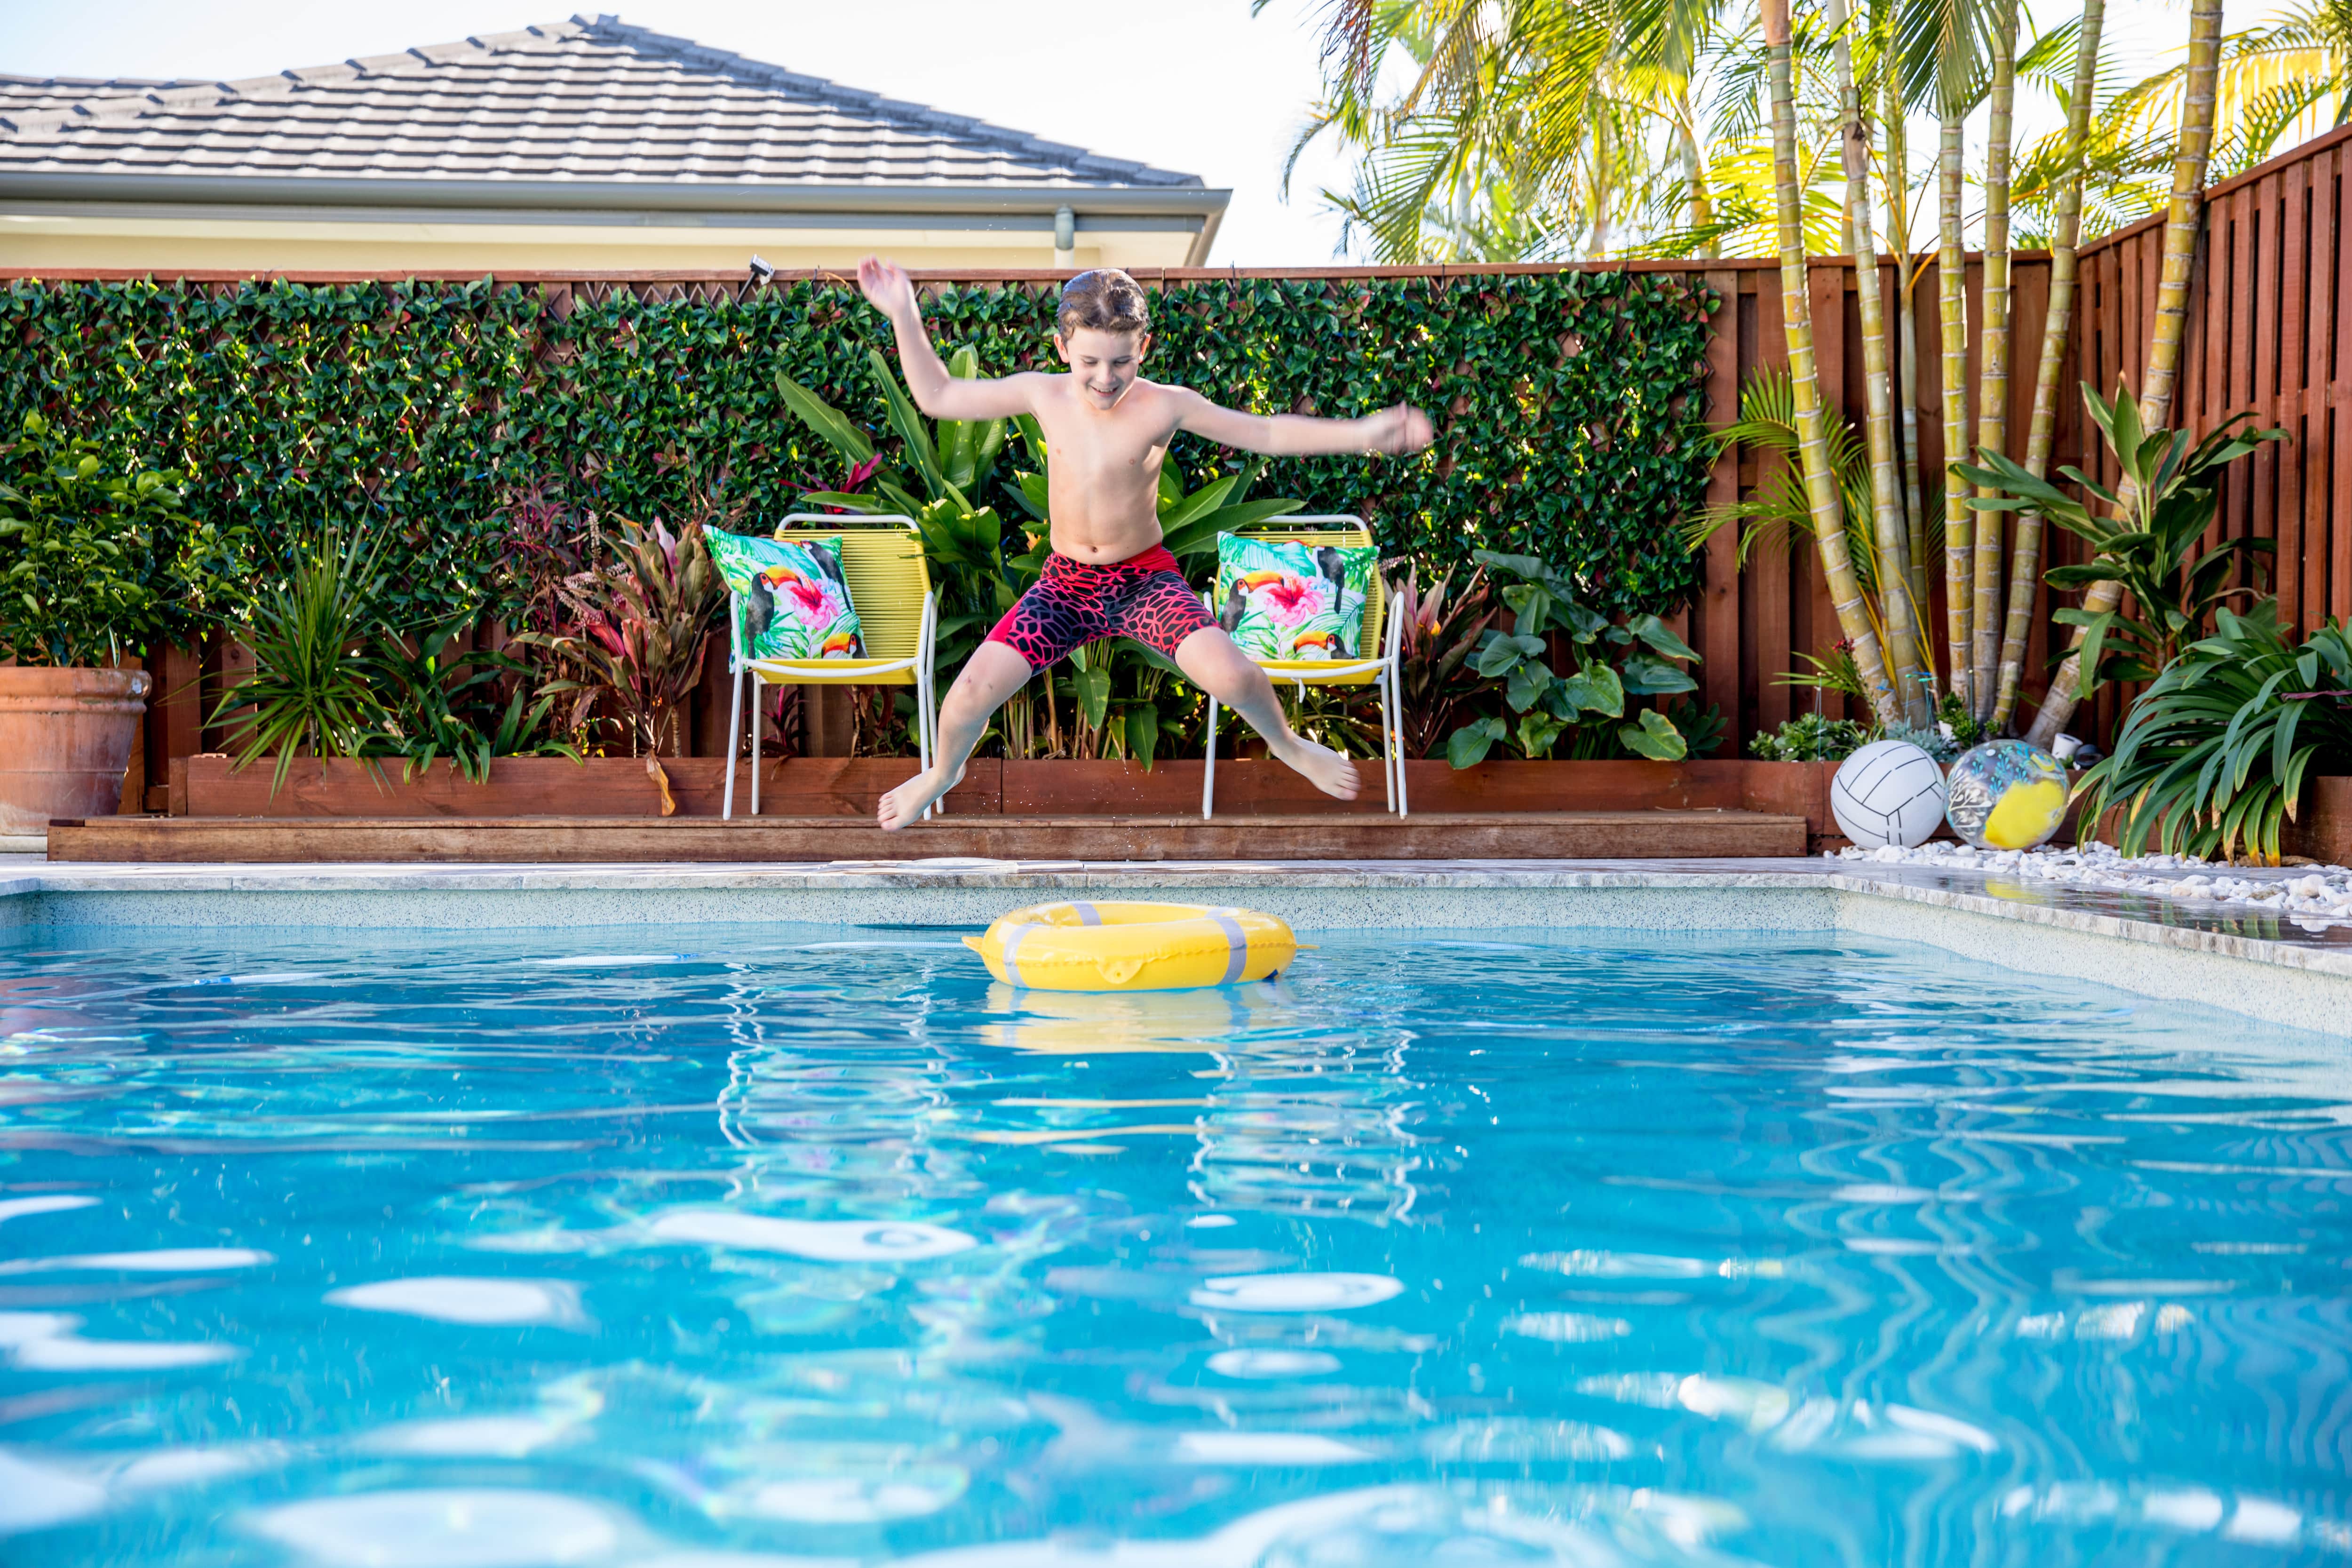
[964,900,1296,992]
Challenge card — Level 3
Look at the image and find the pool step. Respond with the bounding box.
[43,811,1808,864]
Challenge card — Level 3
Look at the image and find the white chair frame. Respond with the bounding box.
[721,513,939,821]
[1200,514,1409,820]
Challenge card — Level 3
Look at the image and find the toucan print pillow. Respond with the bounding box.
[1211,533,1375,661]
[706,528,866,661]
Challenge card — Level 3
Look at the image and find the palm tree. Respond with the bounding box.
[2095,0,2352,182]
[2028,0,2228,748]
[1878,53,1932,618]
[1936,74,1976,710]
[1969,0,2021,718]
[1765,0,1902,723]
[1832,0,1930,719]
[1992,0,2107,727]
[1281,0,1673,263]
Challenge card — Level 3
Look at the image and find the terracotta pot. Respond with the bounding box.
[0,667,152,834]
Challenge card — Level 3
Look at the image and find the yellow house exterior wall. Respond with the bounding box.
[0,215,1197,273]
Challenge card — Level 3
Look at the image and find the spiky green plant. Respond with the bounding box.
[210,531,392,795]
[2080,603,2352,864]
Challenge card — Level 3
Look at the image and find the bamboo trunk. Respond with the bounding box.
[2027,0,2225,747]
[1938,107,1975,707]
[1971,0,2021,718]
[1885,72,1931,620]
[1763,0,1902,725]
[1833,0,1928,720]
[1993,0,2107,728]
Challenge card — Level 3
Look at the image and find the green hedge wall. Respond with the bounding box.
[0,271,1718,629]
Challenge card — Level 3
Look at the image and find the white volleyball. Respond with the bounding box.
[1829,739,1947,849]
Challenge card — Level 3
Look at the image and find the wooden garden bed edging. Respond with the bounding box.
[172,753,1844,840]
[50,811,1810,864]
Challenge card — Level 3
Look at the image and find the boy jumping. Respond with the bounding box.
[856,259,1435,831]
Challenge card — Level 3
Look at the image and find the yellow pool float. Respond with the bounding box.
[965,901,1297,992]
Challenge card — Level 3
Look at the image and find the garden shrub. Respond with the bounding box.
[0,271,1718,633]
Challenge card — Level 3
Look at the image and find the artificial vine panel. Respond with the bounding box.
[0,271,1717,628]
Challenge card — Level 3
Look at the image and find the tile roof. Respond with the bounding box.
[0,14,1204,192]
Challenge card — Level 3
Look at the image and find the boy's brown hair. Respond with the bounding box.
[1056,268,1150,339]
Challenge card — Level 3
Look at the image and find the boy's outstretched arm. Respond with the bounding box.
[856,257,1039,422]
[1175,390,1435,457]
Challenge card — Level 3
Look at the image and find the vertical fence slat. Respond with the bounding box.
[1701,269,1742,735]
[2278,162,2309,629]
[2225,187,2259,549]
[1806,261,1847,716]
[2296,150,2333,630]
[1752,269,1793,736]
[2252,174,2284,574]
[2336,151,2352,622]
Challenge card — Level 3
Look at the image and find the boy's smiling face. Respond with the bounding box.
[1054,326,1149,410]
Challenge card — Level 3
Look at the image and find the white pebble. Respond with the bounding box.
[1833,840,2352,926]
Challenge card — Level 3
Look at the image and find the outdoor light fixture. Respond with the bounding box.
[747,255,775,285]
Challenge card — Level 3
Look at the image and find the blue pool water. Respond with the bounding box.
[0,922,2345,1566]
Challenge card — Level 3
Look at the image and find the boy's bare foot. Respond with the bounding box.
[878,764,963,831]
[1269,735,1362,801]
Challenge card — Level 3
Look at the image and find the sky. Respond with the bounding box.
[0,0,1366,265]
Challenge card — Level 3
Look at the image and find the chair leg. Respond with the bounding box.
[1383,672,1402,822]
[1379,674,1397,814]
[1201,698,1218,820]
[749,675,763,818]
[922,671,943,821]
[723,666,744,820]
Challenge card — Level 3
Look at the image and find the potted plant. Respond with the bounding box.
[0,414,204,834]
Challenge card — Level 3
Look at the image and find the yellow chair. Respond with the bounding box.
[1200,514,1406,819]
[722,512,939,820]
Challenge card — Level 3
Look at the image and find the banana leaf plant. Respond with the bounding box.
[779,346,1010,674]
[1060,638,1192,767]
[1446,549,1701,765]
[2078,601,2352,864]
[1955,382,2284,701]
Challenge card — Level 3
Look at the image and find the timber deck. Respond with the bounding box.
[43,811,1808,864]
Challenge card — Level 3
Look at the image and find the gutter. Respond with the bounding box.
[0,171,1232,223]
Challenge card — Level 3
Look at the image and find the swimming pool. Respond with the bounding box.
[0,922,2344,1565]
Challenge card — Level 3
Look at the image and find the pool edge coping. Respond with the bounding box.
[2,858,2341,1033]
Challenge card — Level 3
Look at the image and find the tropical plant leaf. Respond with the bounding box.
[1620,707,1689,761]
[773,372,877,466]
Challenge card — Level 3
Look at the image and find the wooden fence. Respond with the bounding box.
[22,126,2352,803]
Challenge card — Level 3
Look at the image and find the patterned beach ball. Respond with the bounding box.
[1830,740,1949,849]
[1945,739,2070,850]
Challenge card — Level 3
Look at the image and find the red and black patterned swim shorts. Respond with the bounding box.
[984,545,1214,669]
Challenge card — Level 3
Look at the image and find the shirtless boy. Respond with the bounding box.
[857,258,1435,832]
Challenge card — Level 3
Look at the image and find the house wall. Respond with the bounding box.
[0,215,1197,271]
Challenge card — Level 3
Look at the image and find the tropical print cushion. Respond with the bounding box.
[706,529,865,661]
[1211,534,1375,661]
